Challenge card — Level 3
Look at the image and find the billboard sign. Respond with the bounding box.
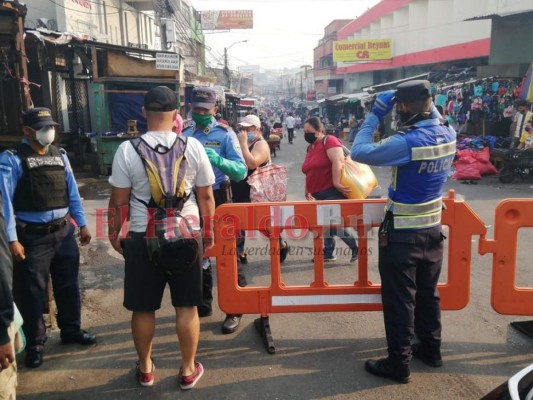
[333,39,392,62]
[201,10,253,30]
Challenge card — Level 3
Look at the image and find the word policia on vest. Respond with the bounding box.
[25,156,64,169]
[417,157,454,174]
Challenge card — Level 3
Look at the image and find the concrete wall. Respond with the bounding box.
[24,0,61,29]
[490,12,533,65]
[25,0,158,49]
[344,71,373,92]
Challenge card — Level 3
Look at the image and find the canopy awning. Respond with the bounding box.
[363,72,429,92]
[343,92,369,104]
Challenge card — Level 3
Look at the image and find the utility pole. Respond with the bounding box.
[300,64,312,101]
[300,72,303,101]
[224,47,230,89]
[223,40,248,91]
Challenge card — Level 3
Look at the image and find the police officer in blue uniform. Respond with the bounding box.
[182,87,247,334]
[351,81,456,383]
[0,108,96,368]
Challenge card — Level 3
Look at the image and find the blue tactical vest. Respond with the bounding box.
[387,124,456,230]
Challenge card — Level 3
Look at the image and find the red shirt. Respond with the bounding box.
[301,135,343,194]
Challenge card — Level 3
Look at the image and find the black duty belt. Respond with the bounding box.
[19,216,69,235]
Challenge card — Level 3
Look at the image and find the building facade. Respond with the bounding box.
[313,19,351,99]
[334,0,533,91]
[25,0,205,72]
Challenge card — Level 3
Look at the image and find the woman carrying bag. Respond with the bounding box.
[301,117,359,262]
[231,115,289,265]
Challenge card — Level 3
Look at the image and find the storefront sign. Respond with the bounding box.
[327,87,337,94]
[333,39,392,62]
[201,10,253,30]
[156,53,180,71]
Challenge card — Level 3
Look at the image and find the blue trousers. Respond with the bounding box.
[17,222,81,348]
[379,221,443,366]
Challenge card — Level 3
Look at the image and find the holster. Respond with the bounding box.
[214,181,233,207]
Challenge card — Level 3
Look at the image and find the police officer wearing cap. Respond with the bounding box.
[182,87,247,334]
[351,81,456,383]
[0,108,95,369]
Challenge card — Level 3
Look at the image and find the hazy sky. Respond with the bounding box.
[191,0,380,71]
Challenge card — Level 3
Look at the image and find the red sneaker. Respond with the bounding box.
[136,360,155,387]
[179,361,204,390]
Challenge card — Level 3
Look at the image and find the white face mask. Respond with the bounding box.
[35,127,55,146]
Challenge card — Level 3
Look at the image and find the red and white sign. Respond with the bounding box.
[201,10,253,30]
[70,0,91,9]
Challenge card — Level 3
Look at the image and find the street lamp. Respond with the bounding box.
[224,40,248,89]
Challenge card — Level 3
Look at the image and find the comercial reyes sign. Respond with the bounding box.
[333,39,392,62]
[200,10,253,30]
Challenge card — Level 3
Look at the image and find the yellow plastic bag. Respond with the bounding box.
[340,147,378,199]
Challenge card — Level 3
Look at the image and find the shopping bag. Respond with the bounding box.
[340,146,378,199]
[13,303,26,354]
[247,164,288,203]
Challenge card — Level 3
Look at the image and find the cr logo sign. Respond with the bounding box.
[356,51,370,59]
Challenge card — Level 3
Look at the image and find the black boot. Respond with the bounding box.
[412,342,442,367]
[25,346,44,368]
[365,358,410,384]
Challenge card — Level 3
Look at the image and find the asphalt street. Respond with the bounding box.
[15,128,533,400]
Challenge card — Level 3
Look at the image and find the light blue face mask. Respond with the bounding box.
[247,132,256,142]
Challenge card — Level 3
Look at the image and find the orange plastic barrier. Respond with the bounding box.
[479,199,533,316]
[205,190,486,317]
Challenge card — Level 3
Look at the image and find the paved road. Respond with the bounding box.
[16,129,533,399]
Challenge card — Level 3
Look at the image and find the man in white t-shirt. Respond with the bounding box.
[107,86,215,390]
[285,112,296,144]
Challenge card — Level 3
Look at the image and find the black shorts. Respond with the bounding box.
[123,231,203,312]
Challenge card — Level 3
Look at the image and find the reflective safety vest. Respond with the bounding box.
[387,125,456,229]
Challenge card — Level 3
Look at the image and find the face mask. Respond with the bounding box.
[304,131,317,144]
[192,112,212,127]
[247,132,256,142]
[35,127,55,146]
[398,111,417,124]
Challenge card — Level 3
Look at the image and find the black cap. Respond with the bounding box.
[396,80,431,103]
[22,107,59,129]
[144,86,177,112]
[191,86,216,109]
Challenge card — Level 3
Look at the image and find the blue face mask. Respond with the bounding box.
[247,132,256,142]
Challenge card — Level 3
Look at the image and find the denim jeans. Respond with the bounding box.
[348,127,357,142]
[312,187,358,258]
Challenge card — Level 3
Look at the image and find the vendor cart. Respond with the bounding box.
[497,148,533,183]
[267,128,282,157]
